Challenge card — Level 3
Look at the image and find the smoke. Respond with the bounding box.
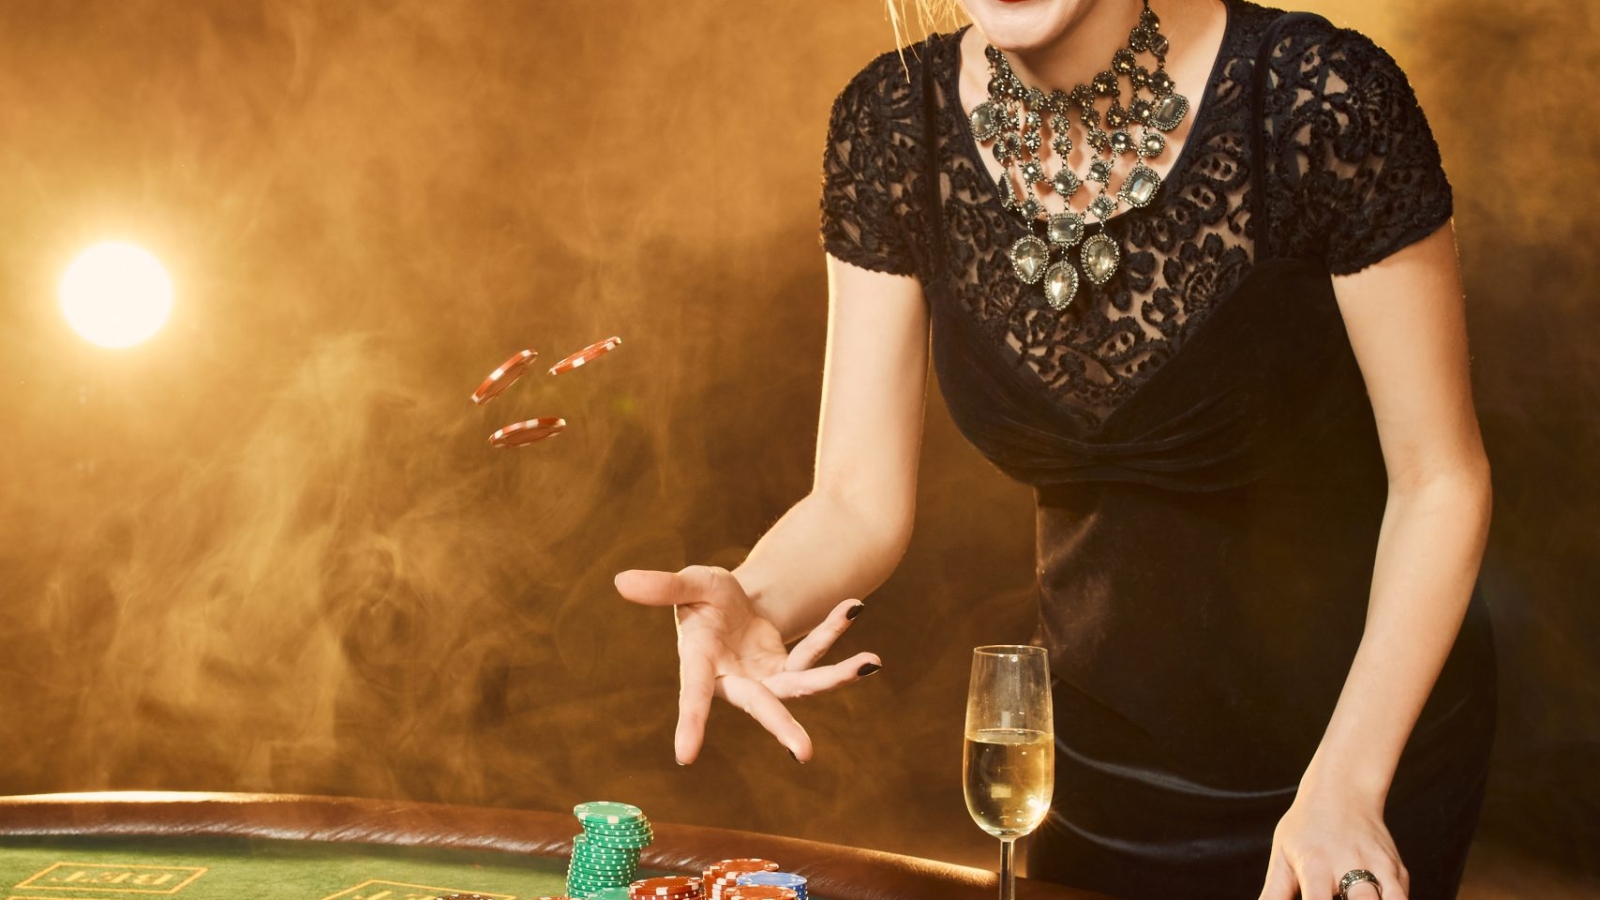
[0,0,1037,867]
[0,0,1594,876]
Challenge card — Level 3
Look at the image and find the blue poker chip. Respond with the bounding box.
[736,871,808,899]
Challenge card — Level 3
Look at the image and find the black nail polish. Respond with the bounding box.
[858,663,882,677]
[846,603,865,620]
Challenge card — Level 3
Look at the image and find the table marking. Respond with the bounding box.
[15,864,207,896]
[318,881,516,900]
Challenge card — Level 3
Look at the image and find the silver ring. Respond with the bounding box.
[1338,869,1382,900]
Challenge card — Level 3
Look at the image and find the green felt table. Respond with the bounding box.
[0,793,1114,900]
[0,835,581,900]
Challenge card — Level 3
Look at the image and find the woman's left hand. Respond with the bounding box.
[1257,780,1410,900]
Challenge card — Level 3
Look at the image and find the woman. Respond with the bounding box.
[616,1,1498,898]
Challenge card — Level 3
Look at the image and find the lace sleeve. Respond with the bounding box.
[818,55,922,278]
[1267,20,1453,276]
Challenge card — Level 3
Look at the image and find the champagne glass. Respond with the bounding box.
[964,645,1055,900]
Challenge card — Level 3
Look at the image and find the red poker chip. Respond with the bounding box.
[548,335,622,376]
[628,876,701,898]
[471,349,539,405]
[711,860,779,874]
[488,417,567,448]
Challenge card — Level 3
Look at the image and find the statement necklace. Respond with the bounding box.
[968,1,1190,309]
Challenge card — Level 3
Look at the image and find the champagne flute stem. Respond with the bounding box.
[999,836,1017,900]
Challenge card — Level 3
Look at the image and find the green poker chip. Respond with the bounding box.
[573,801,644,825]
[568,798,653,896]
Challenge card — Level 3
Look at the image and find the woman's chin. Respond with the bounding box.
[964,0,1077,51]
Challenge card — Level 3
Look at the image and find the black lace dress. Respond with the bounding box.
[818,3,1498,898]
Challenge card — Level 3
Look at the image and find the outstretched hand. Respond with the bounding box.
[614,565,880,765]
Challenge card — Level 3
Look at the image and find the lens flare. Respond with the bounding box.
[59,241,175,348]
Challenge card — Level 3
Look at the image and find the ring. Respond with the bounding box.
[1338,869,1382,900]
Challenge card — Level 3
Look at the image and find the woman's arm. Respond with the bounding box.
[1307,221,1492,803]
[615,255,930,763]
[1259,221,1492,900]
[735,256,931,640]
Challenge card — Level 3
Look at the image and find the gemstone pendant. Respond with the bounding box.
[1047,211,1086,248]
[1052,168,1081,197]
[1110,131,1135,155]
[1138,131,1166,159]
[1088,159,1114,184]
[1090,191,1120,222]
[970,102,1004,141]
[1043,261,1080,310]
[1150,93,1190,132]
[998,175,1019,212]
[1080,233,1121,285]
[1009,235,1051,284]
[1118,162,1162,208]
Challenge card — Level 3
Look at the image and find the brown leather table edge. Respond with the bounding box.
[0,792,1114,900]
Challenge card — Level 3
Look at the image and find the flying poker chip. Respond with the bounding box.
[471,349,539,405]
[548,335,622,376]
[489,417,567,448]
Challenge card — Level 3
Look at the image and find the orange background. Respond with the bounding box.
[0,0,1593,877]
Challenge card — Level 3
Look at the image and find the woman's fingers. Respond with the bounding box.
[766,651,882,700]
[784,599,864,671]
[614,569,694,607]
[1297,866,1336,900]
[673,640,718,765]
[1255,848,1296,900]
[718,673,814,762]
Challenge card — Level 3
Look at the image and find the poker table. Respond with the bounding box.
[0,793,1111,900]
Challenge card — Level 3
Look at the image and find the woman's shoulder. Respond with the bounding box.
[826,30,954,132]
[1241,2,1418,87]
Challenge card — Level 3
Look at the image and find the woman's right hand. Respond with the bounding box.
[614,565,881,765]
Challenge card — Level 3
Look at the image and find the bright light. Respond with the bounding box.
[59,241,174,348]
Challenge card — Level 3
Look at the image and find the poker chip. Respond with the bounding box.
[723,883,790,896]
[723,888,796,900]
[567,800,654,899]
[471,349,539,405]
[627,876,702,900]
[548,336,622,376]
[489,417,566,448]
[701,860,780,900]
[733,873,806,900]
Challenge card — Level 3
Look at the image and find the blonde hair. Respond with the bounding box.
[885,0,968,48]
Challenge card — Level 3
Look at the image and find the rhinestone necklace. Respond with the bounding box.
[968,0,1190,310]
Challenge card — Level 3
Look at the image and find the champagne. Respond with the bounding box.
[963,727,1054,838]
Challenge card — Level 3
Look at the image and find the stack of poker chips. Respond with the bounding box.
[700,860,780,900]
[627,876,703,900]
[567,801,654,899]
[733,872,806,900]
